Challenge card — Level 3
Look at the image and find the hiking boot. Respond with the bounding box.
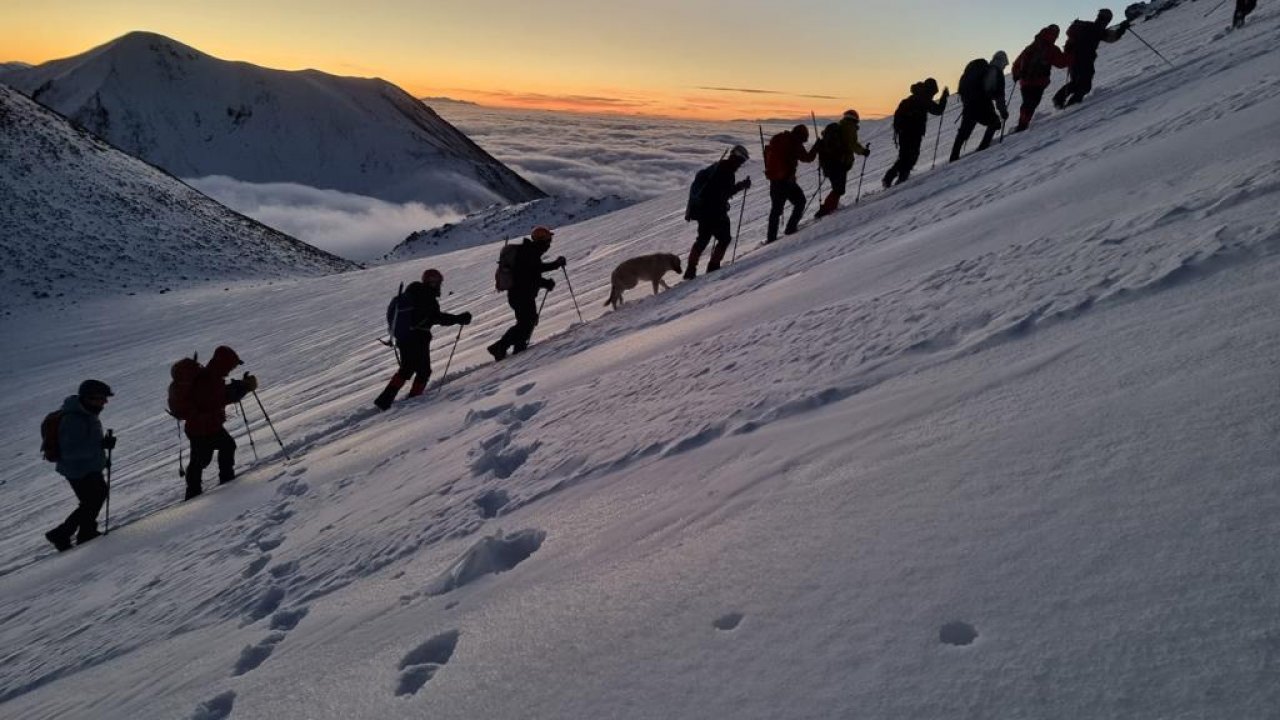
[487,342,507,362]
[184,485,203,501]
[76,528,101,545]
[45,527,73,552]
[218,473,235,485]
[406,379,428,398]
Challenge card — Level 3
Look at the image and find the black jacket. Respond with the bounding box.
[692,160,744,220]
[893,86,947,140]
[510,239,559,296]
[1065,19,1128,68]
[395,281,465,341]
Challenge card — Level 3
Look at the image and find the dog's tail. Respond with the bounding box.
[604,287,619,309]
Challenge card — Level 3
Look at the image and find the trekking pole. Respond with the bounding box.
[731,185,748,263]
[439,326,463,386]
[238,400,259,461]
[1204,0,1229,17]
[251,389,290,460]
[103,430,114,534]
[1001,85,1016,143]
[561,266,584,324]
[538,287,549,316]
[855,144,870,205]
[931,90,948,169]
[1127,26,1175,69]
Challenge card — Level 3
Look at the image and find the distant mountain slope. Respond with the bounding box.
[384,195,632,261]
[0,83,357,311]
[0,32,545,208]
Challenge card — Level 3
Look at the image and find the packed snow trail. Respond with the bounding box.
[1,4,1278,719]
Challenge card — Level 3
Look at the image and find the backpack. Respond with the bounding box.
[818,123,846,167]
[764,132,791,181]
[495,243,519,291]
[386,282,411,338]
[685,163,719,221]
[1064,19,1090,55]
[168,355,203,421]
[958,58,990,98]
[40,410,63,463]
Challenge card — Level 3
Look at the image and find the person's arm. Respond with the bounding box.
[799,138,818,163]
[1102,21,1130,43]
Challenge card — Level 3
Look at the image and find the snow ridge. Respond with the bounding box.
[0,84,357,310]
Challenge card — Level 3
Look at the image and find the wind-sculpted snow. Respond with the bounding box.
[0,5,1278,719]
[0,84,356,311]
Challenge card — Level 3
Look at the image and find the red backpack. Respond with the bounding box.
[764,132,791,181]
[168,355,203,421]
[40,411,63,462]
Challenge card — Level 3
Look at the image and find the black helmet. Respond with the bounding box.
[78,379,114,398]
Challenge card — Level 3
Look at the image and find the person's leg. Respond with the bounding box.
[767,181,786,242]
[898,136,922,183]
[186,434,214,499]
[976,106,1000,150]
[511,294,540,353]
[685,221,713,278]
[215,428,237,483]
[69,473,107,542]
[1067,67,1095,106]
[1017,85,1044,131]
[951,111,977,161]
[784,180,806,234]
[705,215,735,271]
[406,340,432,397]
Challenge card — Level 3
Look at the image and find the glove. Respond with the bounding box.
[1000,107,1009,120]
[458,312,473,326]
[1119,19,1132,30]
[541,278,556,292]
[101,434,117,450]
[555,256,567,269]
[243,373,259,393]
[737,177,752,192]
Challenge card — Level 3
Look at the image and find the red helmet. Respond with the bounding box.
[421,268,443,285]
[531,226,554,243]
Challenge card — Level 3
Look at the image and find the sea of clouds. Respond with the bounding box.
[190,105,777,262]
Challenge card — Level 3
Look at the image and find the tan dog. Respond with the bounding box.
[604,253,683,309]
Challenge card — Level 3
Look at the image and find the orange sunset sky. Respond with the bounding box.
[3,0,1112,120]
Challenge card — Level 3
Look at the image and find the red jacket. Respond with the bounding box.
[185,346,249,437]
[1013,26,1070,89]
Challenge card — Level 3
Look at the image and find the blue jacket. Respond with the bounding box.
[56,395,105,480]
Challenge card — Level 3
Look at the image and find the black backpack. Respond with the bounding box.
[386,282,414,337]
[685,162,719,221]
[818,123,846,167]
[959,58,990,99]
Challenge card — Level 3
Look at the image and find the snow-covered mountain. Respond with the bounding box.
[0,32,545,208]
[0,83,356,311]
[384,194,633,261]
[1,5,1278,719]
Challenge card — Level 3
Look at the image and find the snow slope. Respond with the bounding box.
[1,5,1278,719]
[384,194,632,261]
[0,84,356,312]
[0,32,545,208]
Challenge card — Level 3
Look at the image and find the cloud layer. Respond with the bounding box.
[187,176,465,262]
[433,102,763,201]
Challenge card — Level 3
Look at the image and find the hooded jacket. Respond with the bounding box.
[185,346,250,437]
[1013,26,1070,89]
[1064,17,1128,69]
[56,395,106,480]
[893,81,947,140]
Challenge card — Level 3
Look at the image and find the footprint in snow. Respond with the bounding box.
[474,488,510,518]
[190,691,236,720]
[713,612,744,631]
[232,632,285,676]
[939,621,978,646]
[515,382,536,396]
[395,630,460,696]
